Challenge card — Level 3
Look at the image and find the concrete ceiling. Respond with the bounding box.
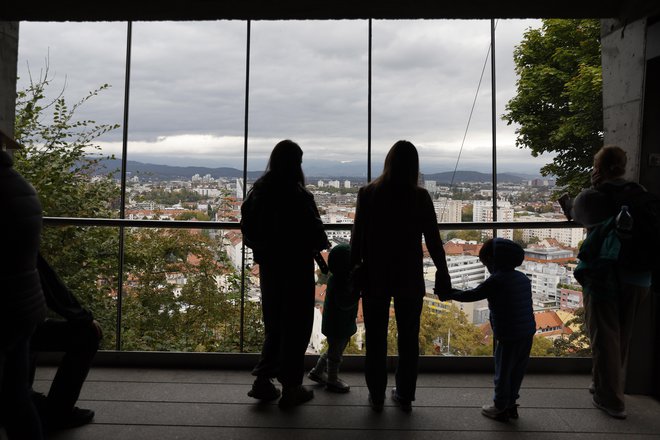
[1,0,659,22]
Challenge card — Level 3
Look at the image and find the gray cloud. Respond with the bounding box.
[17,19,549,174]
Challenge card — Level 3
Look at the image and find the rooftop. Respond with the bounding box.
[33,366,660,440]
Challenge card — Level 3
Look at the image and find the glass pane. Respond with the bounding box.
[121,227,260,352]
[495,19,550,190]
[41,225,120,350]
[16,22,126,218]
[372,20,492,187]
[127,21,246,223]
[248,20,368,215]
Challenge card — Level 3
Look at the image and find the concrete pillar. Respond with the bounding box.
[601,18,647,180]
[601,17,659,398]
[0,21,19,141]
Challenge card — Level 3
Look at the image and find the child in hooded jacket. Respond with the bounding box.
[438,238,535,421]
[308,243,359,392]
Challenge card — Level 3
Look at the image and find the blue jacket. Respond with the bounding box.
[443,238,535,341]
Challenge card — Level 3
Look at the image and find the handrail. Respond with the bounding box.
[43,216,580,231]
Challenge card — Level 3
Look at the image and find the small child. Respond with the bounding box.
[308,243,359,392]
[438,238,535,421]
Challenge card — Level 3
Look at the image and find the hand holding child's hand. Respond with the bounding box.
[435,288,453,301]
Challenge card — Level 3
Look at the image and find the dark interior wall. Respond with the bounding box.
[0,22,18,138]
[1,0,658,21]
[640,23,660,399]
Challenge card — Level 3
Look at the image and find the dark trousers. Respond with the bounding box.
[29,319,100,415]
[493,335,533,409]
[326,336,349,369]
[252,256,315,388]
[584,282,649,411]
[0,327,44,440]
[363,294,423,402]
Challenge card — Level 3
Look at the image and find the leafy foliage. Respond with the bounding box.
[503,19,602,196]
[13,69,260,352]
[14,69,122,348]
[551,307,591,357]
[386,302,490,356]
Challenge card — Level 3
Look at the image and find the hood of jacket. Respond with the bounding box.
[328,243,351,277]
[488,238,525,272]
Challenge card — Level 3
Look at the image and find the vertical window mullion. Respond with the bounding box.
[490,19,497,236]
[368,19,372,183]
[239,19,251,353]
[116,20,133,351]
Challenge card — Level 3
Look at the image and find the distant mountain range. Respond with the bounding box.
[96,158,540,184]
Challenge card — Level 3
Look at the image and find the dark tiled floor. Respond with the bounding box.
[30,368,660,440]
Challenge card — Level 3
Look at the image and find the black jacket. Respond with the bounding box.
[0,150,46,332]
[37,254,93,323]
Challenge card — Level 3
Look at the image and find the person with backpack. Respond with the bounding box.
[558,145,658,419]
[241,140,330,408]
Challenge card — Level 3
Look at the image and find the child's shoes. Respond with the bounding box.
[307,368,328,384]
[326,376,350,393]
[481,404,509,421]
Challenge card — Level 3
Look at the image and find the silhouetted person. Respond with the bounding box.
[242,140,329,407]
[0,147,46,440]
[307,243,358,392]
[558,145,654,419]
[29,253,101,431]
[439,238,535,422]
[350,140,451,412]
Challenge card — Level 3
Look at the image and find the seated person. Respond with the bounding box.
[29,254,102,431]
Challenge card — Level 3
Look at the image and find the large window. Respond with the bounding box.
[17,19,587,356]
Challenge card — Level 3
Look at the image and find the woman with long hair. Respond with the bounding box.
[243,140,329,407]
[351,140,451,412]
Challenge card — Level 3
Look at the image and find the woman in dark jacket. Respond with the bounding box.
[0,148,46,439]
[244,140,329,408]
[350,140,451,412]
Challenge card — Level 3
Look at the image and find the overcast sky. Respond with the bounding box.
[17,19,553,176]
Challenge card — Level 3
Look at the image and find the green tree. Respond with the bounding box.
[530,335,554,356]
[14,71,121,348]
[503,19,602,196]
[446,229,481,242]
[175,211,211,221]
[386,302,489,356]
[461,204,473,222]
[13,70,256,353]
[551,307,591,356]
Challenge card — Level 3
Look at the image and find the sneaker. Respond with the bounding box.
[481,404,509,422]
[588,382,595,394]
[307,369,328,385]
[326,377,350,393]
[279,385,314,408]
[368,394,384,413]
[45,407,95,430]
[248,377,281,401]
[391,388,412,413]
[507,404,519,419]
[592,396,627,419]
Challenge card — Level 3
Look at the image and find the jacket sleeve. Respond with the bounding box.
[305,190,330,252]
[444,277,494,302]
[37,253,94,323]
[420,190,451,292]
[350,187,366,268]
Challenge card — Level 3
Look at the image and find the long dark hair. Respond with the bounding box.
[372,140,420,189]
[259,139,305,186]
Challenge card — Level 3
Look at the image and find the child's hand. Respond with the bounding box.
[435,288,452,301]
